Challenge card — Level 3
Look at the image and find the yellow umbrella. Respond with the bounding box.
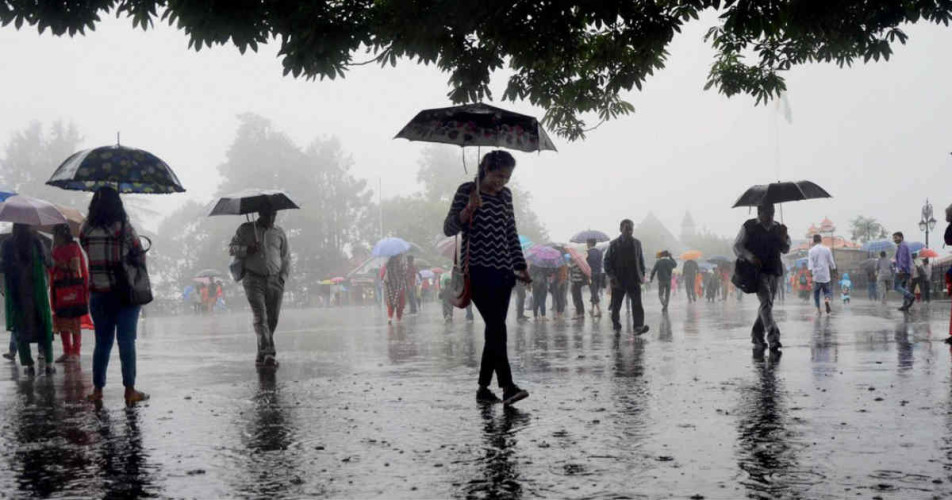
[680,250,703,261]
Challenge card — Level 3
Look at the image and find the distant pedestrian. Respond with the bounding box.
[839,272,852,304]
[921,258,933,303]
[406,255,420,315]
[586,239,604,317]
[514,278,529,321]
[382,255,407,324]
[230,205,291,367]
[51,224,89,363]
[439,271,453,322]
[530,266,548,320]
[876,251,893,303]
[569,257,588,319]
[444,149,531,406]
[733,203,790,353]
[604,219,649,335]
[808,234,836,314]
[892,232,916,312]
[650,251,677,311]
[552,259,568,320]
[865,264,878,301]
[81,186,149,403]
[682,259,699,303]
[2,224,53,375]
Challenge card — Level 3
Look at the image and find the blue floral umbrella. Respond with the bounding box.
[46,144,185,194]
[372,237,412,257]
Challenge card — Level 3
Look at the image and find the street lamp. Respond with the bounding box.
[919,199,937,248]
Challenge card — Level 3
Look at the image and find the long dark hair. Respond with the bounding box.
[86,186,128,228]
[477,150,516,183]
[11,223,35,261]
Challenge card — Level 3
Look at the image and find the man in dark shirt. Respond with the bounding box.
[733,203,790,353]
[682,259,699,303]
[650,250,677,312]
[586,239,604,317]
[603,219,649,335]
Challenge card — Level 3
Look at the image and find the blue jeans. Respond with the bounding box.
[90,292,140,389]
[894,273,915,301]
[813,281,833,308]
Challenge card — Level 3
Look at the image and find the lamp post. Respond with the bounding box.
[919,199,937,248]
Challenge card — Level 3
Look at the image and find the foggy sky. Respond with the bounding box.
[1,14,950,249]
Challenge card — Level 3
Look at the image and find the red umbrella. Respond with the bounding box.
[918,248,939,259]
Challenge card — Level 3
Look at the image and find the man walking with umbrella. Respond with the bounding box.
[682,259,699,303]
[650,250,677,312]
[230,205,290,368]
[733,203,790,353]
[603,219,649,335]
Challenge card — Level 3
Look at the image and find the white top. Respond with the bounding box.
[808,243,837,284]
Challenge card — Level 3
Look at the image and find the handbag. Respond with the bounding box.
[229,256,245,282]
[449,221,472,309]
[114,222,154,306]
[52,245,89,318]
[731,258,760,294]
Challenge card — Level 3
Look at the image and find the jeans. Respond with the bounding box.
[684,274,697,302]
[571,282,585,316]
[657,281,671,309]
[867,282,878,300]
[90,292,140,388]
[242,273,285,360]
[894,272,915,302]
[610,280,644,329]
[532,281,547,317]
[470,266,515,389]
[752,274,780,348]
[813,281,833,308]
[880,279,892,302]
[515,282,527,317]
[589,273,602,305]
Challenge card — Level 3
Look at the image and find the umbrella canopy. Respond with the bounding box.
[526,245,563,268]
[208,189,300,216]
[418,269,435,280]
[395,103,557,153]
[373,237,412,257]
[708,256,732,265]
[47,145,185,194]
[732,180,831,208]
[518,235,534,250]
[861,239,896,253]
[435,236,457,259]
[569,229,610,244]
[0,194,68,226]
[907,241,926,253]
[565,247,592,278]
[918,248,939,259]
[431,267,446,274]
[680,250,703,261]
[0,187,15,202]
[36,204,85,236]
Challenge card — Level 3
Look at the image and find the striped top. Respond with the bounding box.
[444,182,527,272]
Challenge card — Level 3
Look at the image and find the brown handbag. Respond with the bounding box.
[449,221,472,309]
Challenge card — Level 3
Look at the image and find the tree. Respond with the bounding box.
[0,121,85,208]
[5,2,949,140]
[849,216,886,243]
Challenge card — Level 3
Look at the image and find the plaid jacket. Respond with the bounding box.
[79,221,142,293]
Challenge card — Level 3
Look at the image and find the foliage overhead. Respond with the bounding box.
[849,215,888,243]
[4,1,949,140]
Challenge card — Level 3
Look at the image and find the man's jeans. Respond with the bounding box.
[894,272,915,302]
[243,273,285,361]
[90,292,140,388]
[813,281,833,308]
[658,281,671,308]
[752,274,780,348]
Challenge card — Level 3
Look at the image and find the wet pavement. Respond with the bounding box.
[2,293,952,499]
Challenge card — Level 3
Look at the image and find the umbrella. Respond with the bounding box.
[47,144,185,194]
[569,229,610,244]
[565,247,592,278]
[861,239,896,253]
[208,189,299,216]
[373,237,412,257]
[907,241,926,253]
[195,269,224,278]
[732,180,831,208]
[708,256,732,265]
[395,103,557,153]
[36,204,85,236]
[680,250,703,261]
[0,194,68,226]
[0,187,15,202]
[795,257,808,268]
[918,248,939,259]
[519,235,534,250]
[419,269,435,280]
[330,277,345,284]
[435,236,458,259]
[526,245,563,268]
[431,267,446,274]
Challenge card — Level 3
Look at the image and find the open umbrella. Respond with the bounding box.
[373,237,412,257]
[918,248,939,259]
[435,236,458,259]
[861,239,896,253]
[431,267,446,274]
[526,245,563,268]
[418,269,435,280]
[519,235,534,250]
[208,189,299,216]
[680,250,703,261]
[395,103,557,153]
[907,241,926,253]
[732,180,832,208]
[570,229,610,243]
[565,247,592,277]
[0,194,68,226]
[47,143,185,194]
[36,204,85,236]
[0,187,15,202]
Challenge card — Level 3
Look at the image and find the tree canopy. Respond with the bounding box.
[4,1,948,140]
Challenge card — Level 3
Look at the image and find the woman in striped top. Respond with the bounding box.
[444,150,531,406]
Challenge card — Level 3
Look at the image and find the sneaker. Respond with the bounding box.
[476,387,501,404]
[125,390,150,406]
[2,352,15,361]
[55,354,69,364]
[634,325,650,335]
[24,365,35,377]
[825,301,831,314]
[502,385,529,406]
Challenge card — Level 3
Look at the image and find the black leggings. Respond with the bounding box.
[470,266,515,389]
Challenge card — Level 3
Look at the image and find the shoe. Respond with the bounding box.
[24,365,35,377]
[825,301,831,314]
[769,341,782,352]
[55,354,69,364]
[612,323,622,333]
[2,352,15,361]
[476,387,501,404]
[45,365,55,375]
[125,390,150,406]
[502,385,529,406]
[262,355,279,368]
[634,325,650,335]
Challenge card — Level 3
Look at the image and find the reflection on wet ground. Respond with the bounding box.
[2,296,952,498]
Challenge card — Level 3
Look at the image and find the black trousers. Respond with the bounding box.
[684,274,697,302]
[515,282,527,317]
[658,281,671,308]
[470,266,515,389]
[610,281,644,329]
[571,282,585,315]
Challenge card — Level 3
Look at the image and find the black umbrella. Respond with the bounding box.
[208,189,299,216]
[732,180,831,208]
[47,143,185,194]
[395,102,557,153]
